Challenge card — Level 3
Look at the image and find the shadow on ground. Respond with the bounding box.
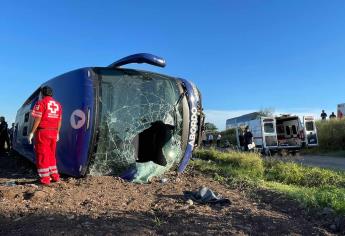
[0,208,331,236]
[0,151,36,181]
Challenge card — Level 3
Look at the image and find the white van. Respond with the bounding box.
[226,112,318,153]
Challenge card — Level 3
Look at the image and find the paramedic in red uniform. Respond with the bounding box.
[28,86,62,185]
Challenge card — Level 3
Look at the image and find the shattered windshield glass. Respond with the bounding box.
[89,69,185,182]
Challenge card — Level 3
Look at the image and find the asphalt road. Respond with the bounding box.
[291,155,345,171]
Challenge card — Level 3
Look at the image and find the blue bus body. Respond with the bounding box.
[13,68,95,176]
[13,54,204,179]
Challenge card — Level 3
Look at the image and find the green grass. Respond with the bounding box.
[264,161,345,187]
[314,119,345,153]
[264,182,345,215]
[194,148,264,176]
[192,148,345,214]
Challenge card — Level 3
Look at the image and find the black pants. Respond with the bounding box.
[0,134,10,152]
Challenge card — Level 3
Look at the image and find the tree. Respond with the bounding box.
[258,107,275,117]
[204,122,218,132]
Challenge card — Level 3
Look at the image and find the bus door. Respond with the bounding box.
[261,117,278,148]
[303,116,318,146]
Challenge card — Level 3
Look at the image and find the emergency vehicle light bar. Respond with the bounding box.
[108,53,166,68]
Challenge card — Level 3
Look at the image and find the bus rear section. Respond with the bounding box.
[13,68,96,177]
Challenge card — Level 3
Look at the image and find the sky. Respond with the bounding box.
[1,1,345,130]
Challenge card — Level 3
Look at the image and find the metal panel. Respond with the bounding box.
[13,68,95,177]
[177,79,201,173]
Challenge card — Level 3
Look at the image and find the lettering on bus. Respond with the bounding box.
[188,107,198,145]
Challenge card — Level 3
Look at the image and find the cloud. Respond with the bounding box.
[204,108,320,131]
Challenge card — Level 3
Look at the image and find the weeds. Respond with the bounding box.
[265,160,345,188]
[264,182,345,215]
[192,148,345,214]
[314,119,345,153]
[152,215,163,227]
[194,148,264,179]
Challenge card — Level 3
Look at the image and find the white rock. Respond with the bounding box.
[186,199,194,206]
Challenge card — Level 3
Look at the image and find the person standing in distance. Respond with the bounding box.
[216,133,222,147]
[201,130,207,147]
[29,86,62,185]
[329,112,336,119]
[208,133,214,147]
[320,110,327,120]
[244,126,253,151]
[0,117,10,152]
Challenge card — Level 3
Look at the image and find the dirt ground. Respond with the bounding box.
[0,152,343,236]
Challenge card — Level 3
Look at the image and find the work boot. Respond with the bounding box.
[40,177,51,185]
[50,174,60,182]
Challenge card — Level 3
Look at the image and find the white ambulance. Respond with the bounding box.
[225,112,318,153]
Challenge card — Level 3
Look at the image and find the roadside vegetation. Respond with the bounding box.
[192,148,345,214]
[303,119,345,156]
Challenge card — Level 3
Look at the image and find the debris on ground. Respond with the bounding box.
[184,186,231,205]
[0,152,341,235]
[1,181,16,187]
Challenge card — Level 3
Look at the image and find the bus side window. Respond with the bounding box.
[24,112,29,122]
[30,97,39,109]
[22,126,28,136]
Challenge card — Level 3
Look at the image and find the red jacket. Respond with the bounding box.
[31,96,62,129]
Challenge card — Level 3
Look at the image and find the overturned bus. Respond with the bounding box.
[13,53,204,182]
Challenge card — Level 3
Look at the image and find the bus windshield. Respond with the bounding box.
[90,69,185,182]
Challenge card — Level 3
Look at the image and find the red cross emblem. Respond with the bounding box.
[48,101,59,114]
